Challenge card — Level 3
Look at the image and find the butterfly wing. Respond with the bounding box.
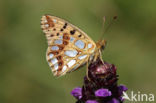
[41,15,96,76]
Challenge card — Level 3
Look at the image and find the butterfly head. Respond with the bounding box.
[96,40,107,51]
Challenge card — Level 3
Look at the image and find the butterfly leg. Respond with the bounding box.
[93,50,104,63]
[86,57,91,81]
[99,50,104,63]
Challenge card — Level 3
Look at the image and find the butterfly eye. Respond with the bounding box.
[101,45,105,50]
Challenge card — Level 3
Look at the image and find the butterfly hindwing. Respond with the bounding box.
[41,15,96,76]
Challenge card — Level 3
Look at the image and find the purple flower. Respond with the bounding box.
[71,58,128,103]
[71,87,82,99]
[86,100,99,103]
[107,98,120,103]
[118,85,128,95]
[95,89,112,97]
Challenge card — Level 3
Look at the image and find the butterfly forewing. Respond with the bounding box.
[41,15,96,76]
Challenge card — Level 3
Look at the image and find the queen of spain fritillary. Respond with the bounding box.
[41,15,106,77]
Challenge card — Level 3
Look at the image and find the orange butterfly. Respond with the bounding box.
[41,15,106,76]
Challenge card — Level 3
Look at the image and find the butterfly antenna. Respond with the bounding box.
[99,16,106,40]
[99,16,118,40]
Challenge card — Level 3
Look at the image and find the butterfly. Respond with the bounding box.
[41,15,106,77]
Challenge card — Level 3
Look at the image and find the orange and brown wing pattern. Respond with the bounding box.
[41,15,96,76]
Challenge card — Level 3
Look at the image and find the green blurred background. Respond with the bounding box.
[0,0,156,103]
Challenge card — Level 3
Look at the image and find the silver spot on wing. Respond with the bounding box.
[67,59,76,67]
[51,58,58,64]
[49,53,54,59]
[53,19,57,23]
[75,40,85,49]
[70,37,75,42]
[54,63,58,70]
[78,55,87,60]
[54,39,63,44]
[65,50,78,57]
[45,24,49,27]
[62,65,67,72]
[68,64,80,73]
[51,46,59,50]
[88,43,92,49]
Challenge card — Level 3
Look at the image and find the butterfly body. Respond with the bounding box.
[41,15,106,76]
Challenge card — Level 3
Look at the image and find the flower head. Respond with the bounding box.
[71,58,128,103]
